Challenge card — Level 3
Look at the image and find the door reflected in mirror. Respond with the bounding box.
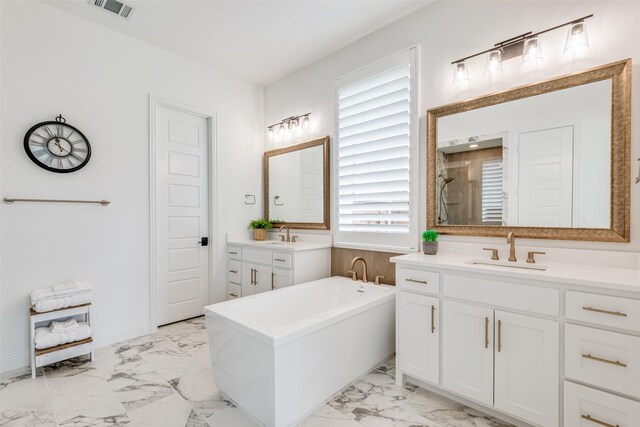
[437,79,611,229]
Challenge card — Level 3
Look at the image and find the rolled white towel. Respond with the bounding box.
[50,318,78,333]
[32,292,91,313]
[31,280,92,305]
[34,322,92,350]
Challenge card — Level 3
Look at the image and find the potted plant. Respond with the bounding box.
[248,218,273,240]
[421,230,439,255]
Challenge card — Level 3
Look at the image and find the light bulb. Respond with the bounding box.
[522,36,543,65]
[564,21,589,53]
[452,61,470,85]
[484,50,502,76]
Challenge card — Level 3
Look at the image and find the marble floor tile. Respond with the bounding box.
[0,316,516,427]
[0,370,56,427]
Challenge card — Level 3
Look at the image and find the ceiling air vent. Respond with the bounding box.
[89,0,134,20]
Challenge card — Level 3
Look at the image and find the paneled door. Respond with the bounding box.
[494,311,559,427]
[397,292,439,385]
[442,301,494,406]
[155,104,210,325]
[517,126,574,227]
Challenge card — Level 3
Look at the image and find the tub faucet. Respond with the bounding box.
[507,231,517,262]
[279,225,290,242]
[348,257,369,283]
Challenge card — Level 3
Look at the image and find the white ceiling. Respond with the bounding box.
[44,0,430,85]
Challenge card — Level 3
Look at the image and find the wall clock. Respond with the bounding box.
[23,115,91,173]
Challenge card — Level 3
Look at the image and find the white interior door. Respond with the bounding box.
[300,146,323,222]
[442,301,494,406]
[517,126,574,227]
[494,311,559,427]
[155,105,209,326]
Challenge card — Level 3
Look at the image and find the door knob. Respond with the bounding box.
[199,237,209,246]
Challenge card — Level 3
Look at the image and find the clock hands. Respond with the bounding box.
[54,140,70,154]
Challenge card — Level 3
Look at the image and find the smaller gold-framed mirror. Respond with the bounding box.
[264,136,330,230]
[427,59,631,242]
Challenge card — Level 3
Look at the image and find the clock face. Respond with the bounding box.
[24,118,91,173]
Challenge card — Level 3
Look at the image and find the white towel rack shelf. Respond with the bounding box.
[29,303,93,378]
[4,196,110,206]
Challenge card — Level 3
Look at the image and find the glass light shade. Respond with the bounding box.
[564,21,589,53]
[484,50,503,75]
[452,62,470,85]
[302,114,310,130]
[268,126,274,139]
[278,123,285,136]
[522,37,543,64]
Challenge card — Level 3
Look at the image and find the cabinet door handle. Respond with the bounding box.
[274,258,286,262]
[229,293,238,298]
[581,414,620,427]
[582,306,628,317]
[272,272,275,290]
[406,278,428,285]
[484,317,489,349]
[229,269,238,274]
[582,353,627,368]
[431,305,436,333]
[497,319,502,352]
[251,269,256,285]
[228,251,238,255]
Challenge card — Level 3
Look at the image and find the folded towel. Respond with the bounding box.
[50,318,78,333]
[31,280,91,305]
[32,292,91,313]
[34,322,91,350]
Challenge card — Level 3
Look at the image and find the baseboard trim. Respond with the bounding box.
[1,321,150,374]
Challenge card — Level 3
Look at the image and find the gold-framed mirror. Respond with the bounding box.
[427,59,631,242]
[264,136,330,230]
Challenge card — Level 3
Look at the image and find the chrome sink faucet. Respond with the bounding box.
[507,231,517,262]
[348,257,369,283]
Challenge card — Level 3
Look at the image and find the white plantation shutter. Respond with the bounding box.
[335,49,417,251]
[481,158,503,224]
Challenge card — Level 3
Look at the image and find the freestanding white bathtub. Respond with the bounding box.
[204,276,396,427]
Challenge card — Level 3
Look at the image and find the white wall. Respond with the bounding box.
[0,1,264,371]
[264,0,640,252]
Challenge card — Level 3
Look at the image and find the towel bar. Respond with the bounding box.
[3,196,110,206]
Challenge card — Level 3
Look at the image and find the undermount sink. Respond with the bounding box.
[466,259,548,271]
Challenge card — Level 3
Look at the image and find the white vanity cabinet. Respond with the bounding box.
[226,241,330,300]
[394,253,640,427]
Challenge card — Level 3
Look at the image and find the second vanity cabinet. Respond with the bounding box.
[393,254,640,427]
[227,241,330,300]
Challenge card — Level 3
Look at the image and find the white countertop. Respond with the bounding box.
[391,252,640,294]
[227,238,332,252]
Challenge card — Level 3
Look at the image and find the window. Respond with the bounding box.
[481,158,503,224]
[335,49,417,251]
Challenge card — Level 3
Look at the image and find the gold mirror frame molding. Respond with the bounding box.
[427,59,631,242]
[264,136,330,230]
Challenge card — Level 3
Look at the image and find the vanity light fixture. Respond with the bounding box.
[267,113,311,140]
[451,14,593,85]
[453,61,470,85]
[469,144,479,148]
[522,36,543,64]
[564,21,589,52]
[484,50,503,75]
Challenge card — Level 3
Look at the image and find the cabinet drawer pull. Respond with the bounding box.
[406,278,428,285]
[497,319,502,352]
[274,258,286,262]
[484,317,489,349]
[229,269,238,274]
[581,414,619,427]
[582,306,628,317]
[272,272,275,290]
[228,251,238,255]
[229,293,238,298]
[581,353,627,368]
[431,305,436,333]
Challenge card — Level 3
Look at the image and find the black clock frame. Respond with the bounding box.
[23,119,92,174]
